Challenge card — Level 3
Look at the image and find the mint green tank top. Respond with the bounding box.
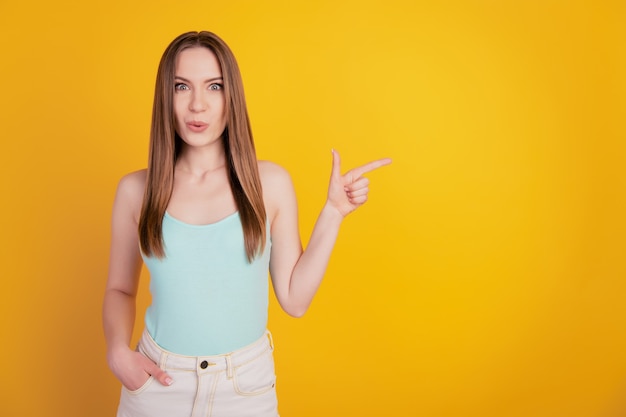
[142,211,271,356]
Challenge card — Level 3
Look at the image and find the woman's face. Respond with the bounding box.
[173,46,227,150]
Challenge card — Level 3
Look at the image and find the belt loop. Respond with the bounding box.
[226,354,233,379]
[267,331,274,350]
[159,352,168,369]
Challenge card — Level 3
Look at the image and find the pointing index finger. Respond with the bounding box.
[348,158,392,179]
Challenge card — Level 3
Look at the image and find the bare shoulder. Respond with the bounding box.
[258,161,296,219]
[258,160,292,185]
[114,169,147,219]
[117,169,146,196]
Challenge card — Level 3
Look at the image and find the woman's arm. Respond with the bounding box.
[264,150,391,317]
[102,171,172,389]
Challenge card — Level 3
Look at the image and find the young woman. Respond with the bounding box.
[103,31,391,417]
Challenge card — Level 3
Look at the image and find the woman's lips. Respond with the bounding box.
[187,121,208,132]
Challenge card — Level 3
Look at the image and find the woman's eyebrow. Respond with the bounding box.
[174,76,223,83]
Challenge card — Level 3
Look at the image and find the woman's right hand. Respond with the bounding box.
[107,346,173,391]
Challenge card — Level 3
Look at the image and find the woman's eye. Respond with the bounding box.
[175,83,189,91]
[209,83,223,91]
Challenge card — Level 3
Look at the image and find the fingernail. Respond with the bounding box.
[165,377,174,386]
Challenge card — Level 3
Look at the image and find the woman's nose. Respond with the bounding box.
[189,92,207,112]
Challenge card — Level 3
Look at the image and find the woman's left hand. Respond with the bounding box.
[327,149,392,217]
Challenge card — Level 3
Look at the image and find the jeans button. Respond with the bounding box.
[200,360,209,369]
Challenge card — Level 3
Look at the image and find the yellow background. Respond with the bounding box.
[1,1,625,416]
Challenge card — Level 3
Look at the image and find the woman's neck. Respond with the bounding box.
[176,143,227,177]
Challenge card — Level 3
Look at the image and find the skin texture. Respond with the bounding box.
[102,46,391,392]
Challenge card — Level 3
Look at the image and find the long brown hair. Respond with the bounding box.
[139,31,266,261]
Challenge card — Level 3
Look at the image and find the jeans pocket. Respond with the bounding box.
[232,350,276,396]
[123,375,155,396]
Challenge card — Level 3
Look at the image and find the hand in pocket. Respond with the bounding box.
[108,346,173,391]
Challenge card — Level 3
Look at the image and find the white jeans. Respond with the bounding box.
[117,329,279,417]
